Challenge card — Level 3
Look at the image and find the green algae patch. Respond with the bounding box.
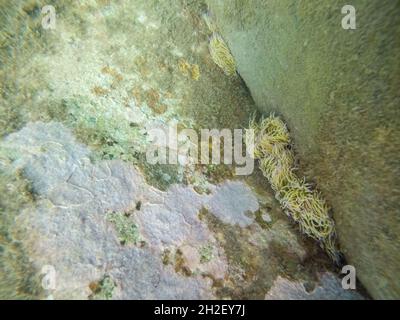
[198,243,214,264]
[45,96,186,191]
[138,159,185,191]
[60,97,147,163]
[106,211,143,246]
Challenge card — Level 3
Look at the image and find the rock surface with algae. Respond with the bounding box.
[207,0,400,299]
[0,0,371,300]
[0,121,364,300]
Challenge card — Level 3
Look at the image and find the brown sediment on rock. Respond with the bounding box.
[178,58,201,80]
[92,86,110,96]
[145,88,167,114]
[101,66,123,87]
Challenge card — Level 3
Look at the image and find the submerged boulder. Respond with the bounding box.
[206,0,400,299]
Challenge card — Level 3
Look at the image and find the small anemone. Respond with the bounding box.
[209,33,236,76]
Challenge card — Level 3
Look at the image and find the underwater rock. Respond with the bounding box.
[265,273,365,300]
[1,122,267,299]
[2,122,217,299]
[205,181,259,227]
[1,0,370,300]
[1,121,368,299]
[207,0,400,299]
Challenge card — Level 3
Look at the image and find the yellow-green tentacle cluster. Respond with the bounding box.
[250,114,339,261]
[208,33,236,76]
[203,11,236,76]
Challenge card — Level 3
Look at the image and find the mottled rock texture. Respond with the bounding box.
[2,122,219,299]
[1,121,363,300]
[265,272,364,300]
[207,0,400,299]
[0,122,262,299]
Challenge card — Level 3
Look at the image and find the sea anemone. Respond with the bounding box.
[209,33,236,76]
[250,114,340,262]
